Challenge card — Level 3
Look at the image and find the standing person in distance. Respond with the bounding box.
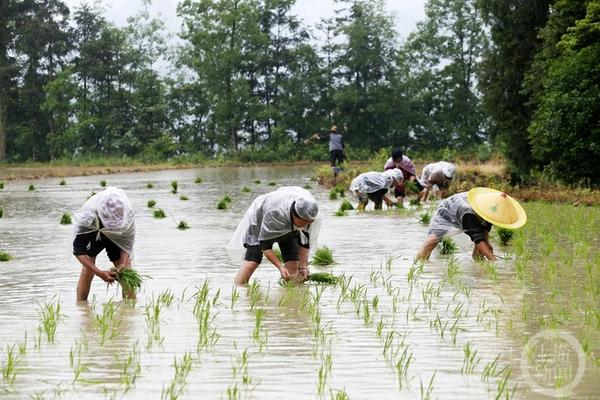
[306,125,345,181]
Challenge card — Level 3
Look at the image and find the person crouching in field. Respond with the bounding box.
[72,187,136,301]
[230,187,320,285]
[350,169,404,211]
[418,161,457,202]
[416,188,527,261]
[384,147,423,205]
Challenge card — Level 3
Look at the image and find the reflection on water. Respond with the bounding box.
[0,166,598,399]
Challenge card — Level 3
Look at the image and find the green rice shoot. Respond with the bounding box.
[268,181,277,186]
[177,220,190,230]
[147,200,157,208]
[335,210,347,217]
[405,180,419,193]
[217,199,228,210]
[0,181,4,189]
[0,251,12,262]
[329,189,338,200]
[254,179,261,184]
[311,246,336,266]
[114,268,144,293]
[241,186,251,193]
[153,209,166,218]
[223,195,232,203]
[171,180,178,194]
[307,272,338,284]
[60,213,72,225]
[441,237,458,255]
[100,180,107,187]
[195,177,203,184]
[418,212,431,224]
[340,200,354,211]
[59,179,66,186]
[28,184,35,191]
[497,228,514,246]
[180,195,189,201]
[303,184,312,190]
[0,208,3,218]
[146,182,154,188]
[273,247,283,263]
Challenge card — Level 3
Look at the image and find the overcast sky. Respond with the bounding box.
[62,0,427,41]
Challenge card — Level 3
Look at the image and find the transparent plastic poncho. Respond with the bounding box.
[226,186,322,261]
[349,171,392,194]
[428,192,475,237]
[73,187,136,257]
[421,161,455,184]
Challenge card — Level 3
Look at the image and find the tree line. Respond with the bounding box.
[0,0,598,184]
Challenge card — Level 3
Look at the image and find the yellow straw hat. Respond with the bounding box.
[467,187,527,229]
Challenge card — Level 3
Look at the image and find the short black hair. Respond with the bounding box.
[391,147,403,161]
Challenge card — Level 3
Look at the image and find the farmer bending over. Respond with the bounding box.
[230,186,320,285]
[72,187,136,301]
[418,161,456,202]
[415,188,526,261]
[384,147,423,205]
[350,169,404,211]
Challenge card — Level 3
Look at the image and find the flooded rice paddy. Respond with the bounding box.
[0,166,599,399]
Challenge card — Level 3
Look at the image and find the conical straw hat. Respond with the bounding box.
[467,187,527,229]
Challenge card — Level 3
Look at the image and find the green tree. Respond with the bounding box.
[528,0,600,184]
[478,0,551,178]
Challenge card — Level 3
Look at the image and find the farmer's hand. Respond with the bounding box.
[299,267,310,280]
[98,270,116,283]
[279,266,291,280]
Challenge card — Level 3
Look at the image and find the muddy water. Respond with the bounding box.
[0,166,598,399]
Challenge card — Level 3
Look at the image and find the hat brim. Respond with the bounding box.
[467,187,527,229]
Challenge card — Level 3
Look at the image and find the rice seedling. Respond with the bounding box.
[60,212,72,225]
[171,180,178,194]
[311,246,336,266]
[303,184,312,190]
[329,189,338,200]
[481,354,501,382]
[180,195,189,201]
[69,337,89,383]
[146,182,154,188]
[418,212,431,224]
[117,340,141,392]
[316,353,333,395]
[254,179,261,184]
[28,184,35,191]
[38,298,62,343]
[0,181,3,189]
[496,227,514,246]
[59,179,66,185]
[339,199,353,211]
[161,352,193,400]
[241,186,251,193]
[0,207,3,218]
[308,272,339,284]
[1,344,20,384]
[147,199,157,208]
[268,181,276,186]
[335,210,347,216]
[96,300,121,345]
[441,237,457,255]
[159,289,176,307]
[153,208,166,218]
[396,347,413,388]
[217,195,231,209]
[177,220,190,230]
[405,180,419,194]
[329,389,350,400]
[461,342,480,373]
[100,180,107,187]
[145,296,163,347]
[0,251,11,262]
[334,184,346,197]
[114,268,145,298]
[230,285,240,309]
[420,371,436,400]
[446,257,462,283]
[195,177,203,184]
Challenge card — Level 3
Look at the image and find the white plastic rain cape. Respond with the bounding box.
[428,192,476,238]
[421,161,455,183]
[73,187,136,257]
[349,171,392,194]
[226,186,322,261]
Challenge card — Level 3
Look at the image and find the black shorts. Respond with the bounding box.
[73,231,122,262]
[329,150,344,166]
[359,188,388,206]
[244,231,307,265]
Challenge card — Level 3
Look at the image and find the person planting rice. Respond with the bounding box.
[415,187,527,261]
[229,186,321,285]
[305,125,345,180]
[72,187,136,301]
[384,147,423,205]
[350,169,404,211]
[418,161,457,202]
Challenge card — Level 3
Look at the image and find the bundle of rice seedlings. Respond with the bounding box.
[254,179,261,184]
[171,181,178,194]
[241,186,251,193]
[217,199,228,210]
[418,212,431,224]
[59,179,66,186]
[147,200,157,208]
[28,184,35,191]
[340,200,354,211]
[303,184,312,190]
[180,195,189,201]
[329,189,338,200]
[405,180,419,194]
[100,180,107,187]
[146,182,154,189]
[195,177,203,184]
[334,185,345,197]
[177,220,190,230]
[311,246,336,266]
[307,272,338,284]
[114,268,144,293]
[441,237,458,255]
[335,210,347,217]
[268,181,277,186]
[0,208,3,218]
[497,228,514,246]
[409,199,420,206]
[153,209,166,218]
[60,213,72,225]
[223,194,232,203]
[0,251,12,262]
[0,182,4,189]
